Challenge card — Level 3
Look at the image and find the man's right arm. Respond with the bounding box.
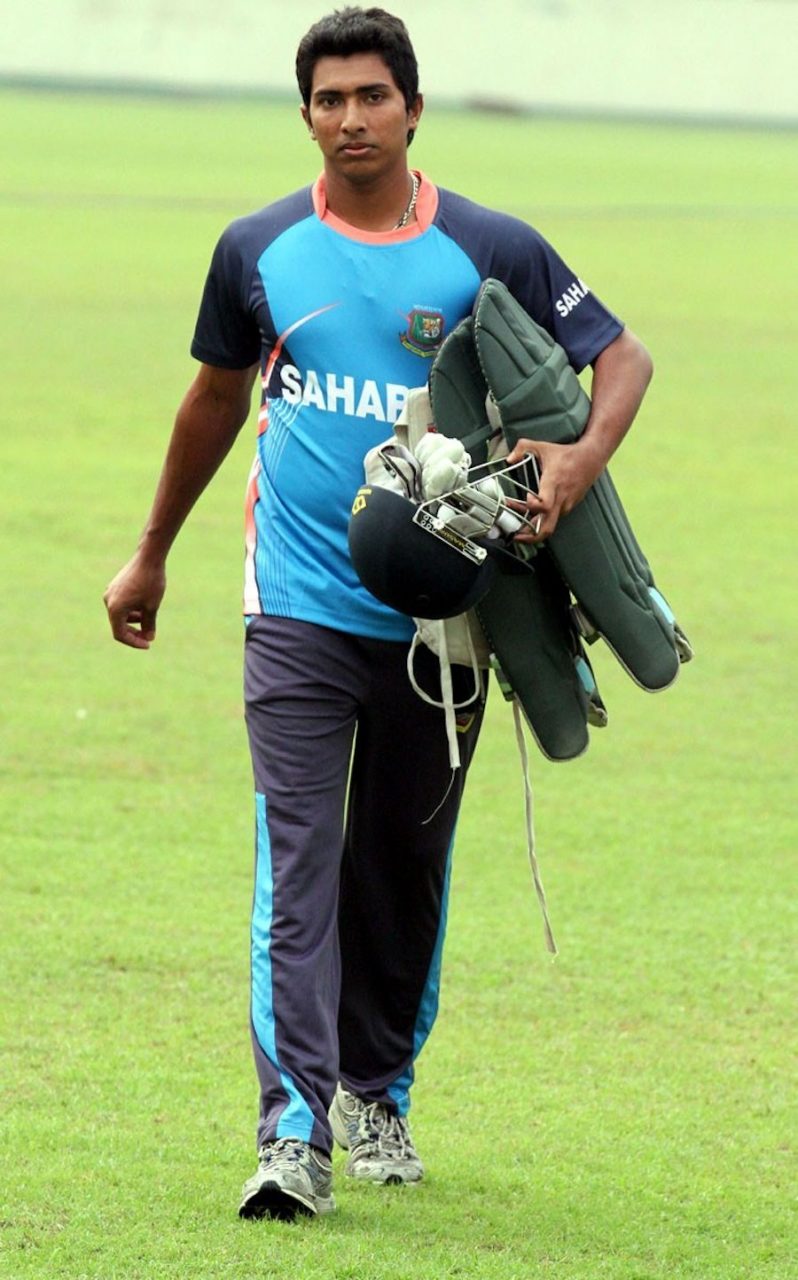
[104,361,259,649]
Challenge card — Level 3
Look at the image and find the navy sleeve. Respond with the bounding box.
[190,221,262,370]
[435,191,623,373]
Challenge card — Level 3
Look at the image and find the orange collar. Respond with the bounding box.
[312,171,438,244]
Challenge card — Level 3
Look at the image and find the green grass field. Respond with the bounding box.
[1,88,796,1279]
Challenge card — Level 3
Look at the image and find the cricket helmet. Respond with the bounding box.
[348,485,496,619]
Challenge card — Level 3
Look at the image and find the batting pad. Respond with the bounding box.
[429,279,692,759]
[429,321,605,762]
[472,279,692,690]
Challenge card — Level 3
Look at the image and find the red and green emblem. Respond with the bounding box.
[400,308,445,357]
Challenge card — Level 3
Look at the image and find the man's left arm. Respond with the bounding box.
[507,327,653,543]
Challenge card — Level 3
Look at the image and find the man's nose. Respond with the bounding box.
[341,98,366,132]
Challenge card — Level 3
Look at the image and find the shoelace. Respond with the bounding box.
[259,1137,306,1167]
[355,1104,415,1159]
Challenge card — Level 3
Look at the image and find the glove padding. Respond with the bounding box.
[365,428,527,541]
[364,441,422,500]
[415,433,470,499]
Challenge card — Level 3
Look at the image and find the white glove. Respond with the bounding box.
[414,433,471,499]
[412,434,526,541]
[436,476,525,542]
[364,441,422,499]
[472,477,526,538]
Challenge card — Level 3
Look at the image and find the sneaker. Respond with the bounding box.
[238,1137,335,1220]
[329,1084,424,1185]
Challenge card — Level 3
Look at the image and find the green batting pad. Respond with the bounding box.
[475,552,592,762]
[428,316,496,464]
[430,314,602,760]
[471,279,690,692]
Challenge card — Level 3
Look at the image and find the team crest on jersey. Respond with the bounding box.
[400,308,445,357]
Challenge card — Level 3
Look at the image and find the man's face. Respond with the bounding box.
[302,51,422,182]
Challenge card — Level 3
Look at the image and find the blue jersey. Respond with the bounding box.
[191,174,623,638]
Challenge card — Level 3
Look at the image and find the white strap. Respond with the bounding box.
[436,620,458,773]
[407,619,484,773]
[407,626,457,771]
[512,699,558,956]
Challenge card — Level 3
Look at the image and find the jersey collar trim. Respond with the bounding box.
[311,171,438,243]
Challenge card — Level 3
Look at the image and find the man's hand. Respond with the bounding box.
[103,552,166,649]
[102,361,258,650]
[505,438,604,543]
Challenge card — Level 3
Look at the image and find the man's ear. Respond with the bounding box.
[300,104,316,139]
[407,93,424,134]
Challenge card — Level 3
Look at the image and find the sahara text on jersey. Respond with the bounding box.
[278,365,410,423]
[555,279,590,319]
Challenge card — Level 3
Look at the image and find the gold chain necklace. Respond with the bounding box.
[394,173,420,229]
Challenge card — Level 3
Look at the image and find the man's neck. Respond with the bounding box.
[323,166,417,232]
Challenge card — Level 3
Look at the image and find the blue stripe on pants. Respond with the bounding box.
[251,791,315,1142]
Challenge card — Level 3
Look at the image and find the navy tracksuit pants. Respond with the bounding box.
[244,615,485,1155]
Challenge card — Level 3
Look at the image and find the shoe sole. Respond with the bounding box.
[346,1161,424,1185]
[239,1181,335,1221]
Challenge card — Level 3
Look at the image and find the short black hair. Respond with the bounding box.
[296,7,420,140]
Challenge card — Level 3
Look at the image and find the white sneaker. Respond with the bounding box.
[239,1137,335,1220]
[329,1084,424,1185]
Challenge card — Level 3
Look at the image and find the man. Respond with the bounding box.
[104,6,653,1222]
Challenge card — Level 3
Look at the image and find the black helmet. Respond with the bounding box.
[348,485,496,619]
